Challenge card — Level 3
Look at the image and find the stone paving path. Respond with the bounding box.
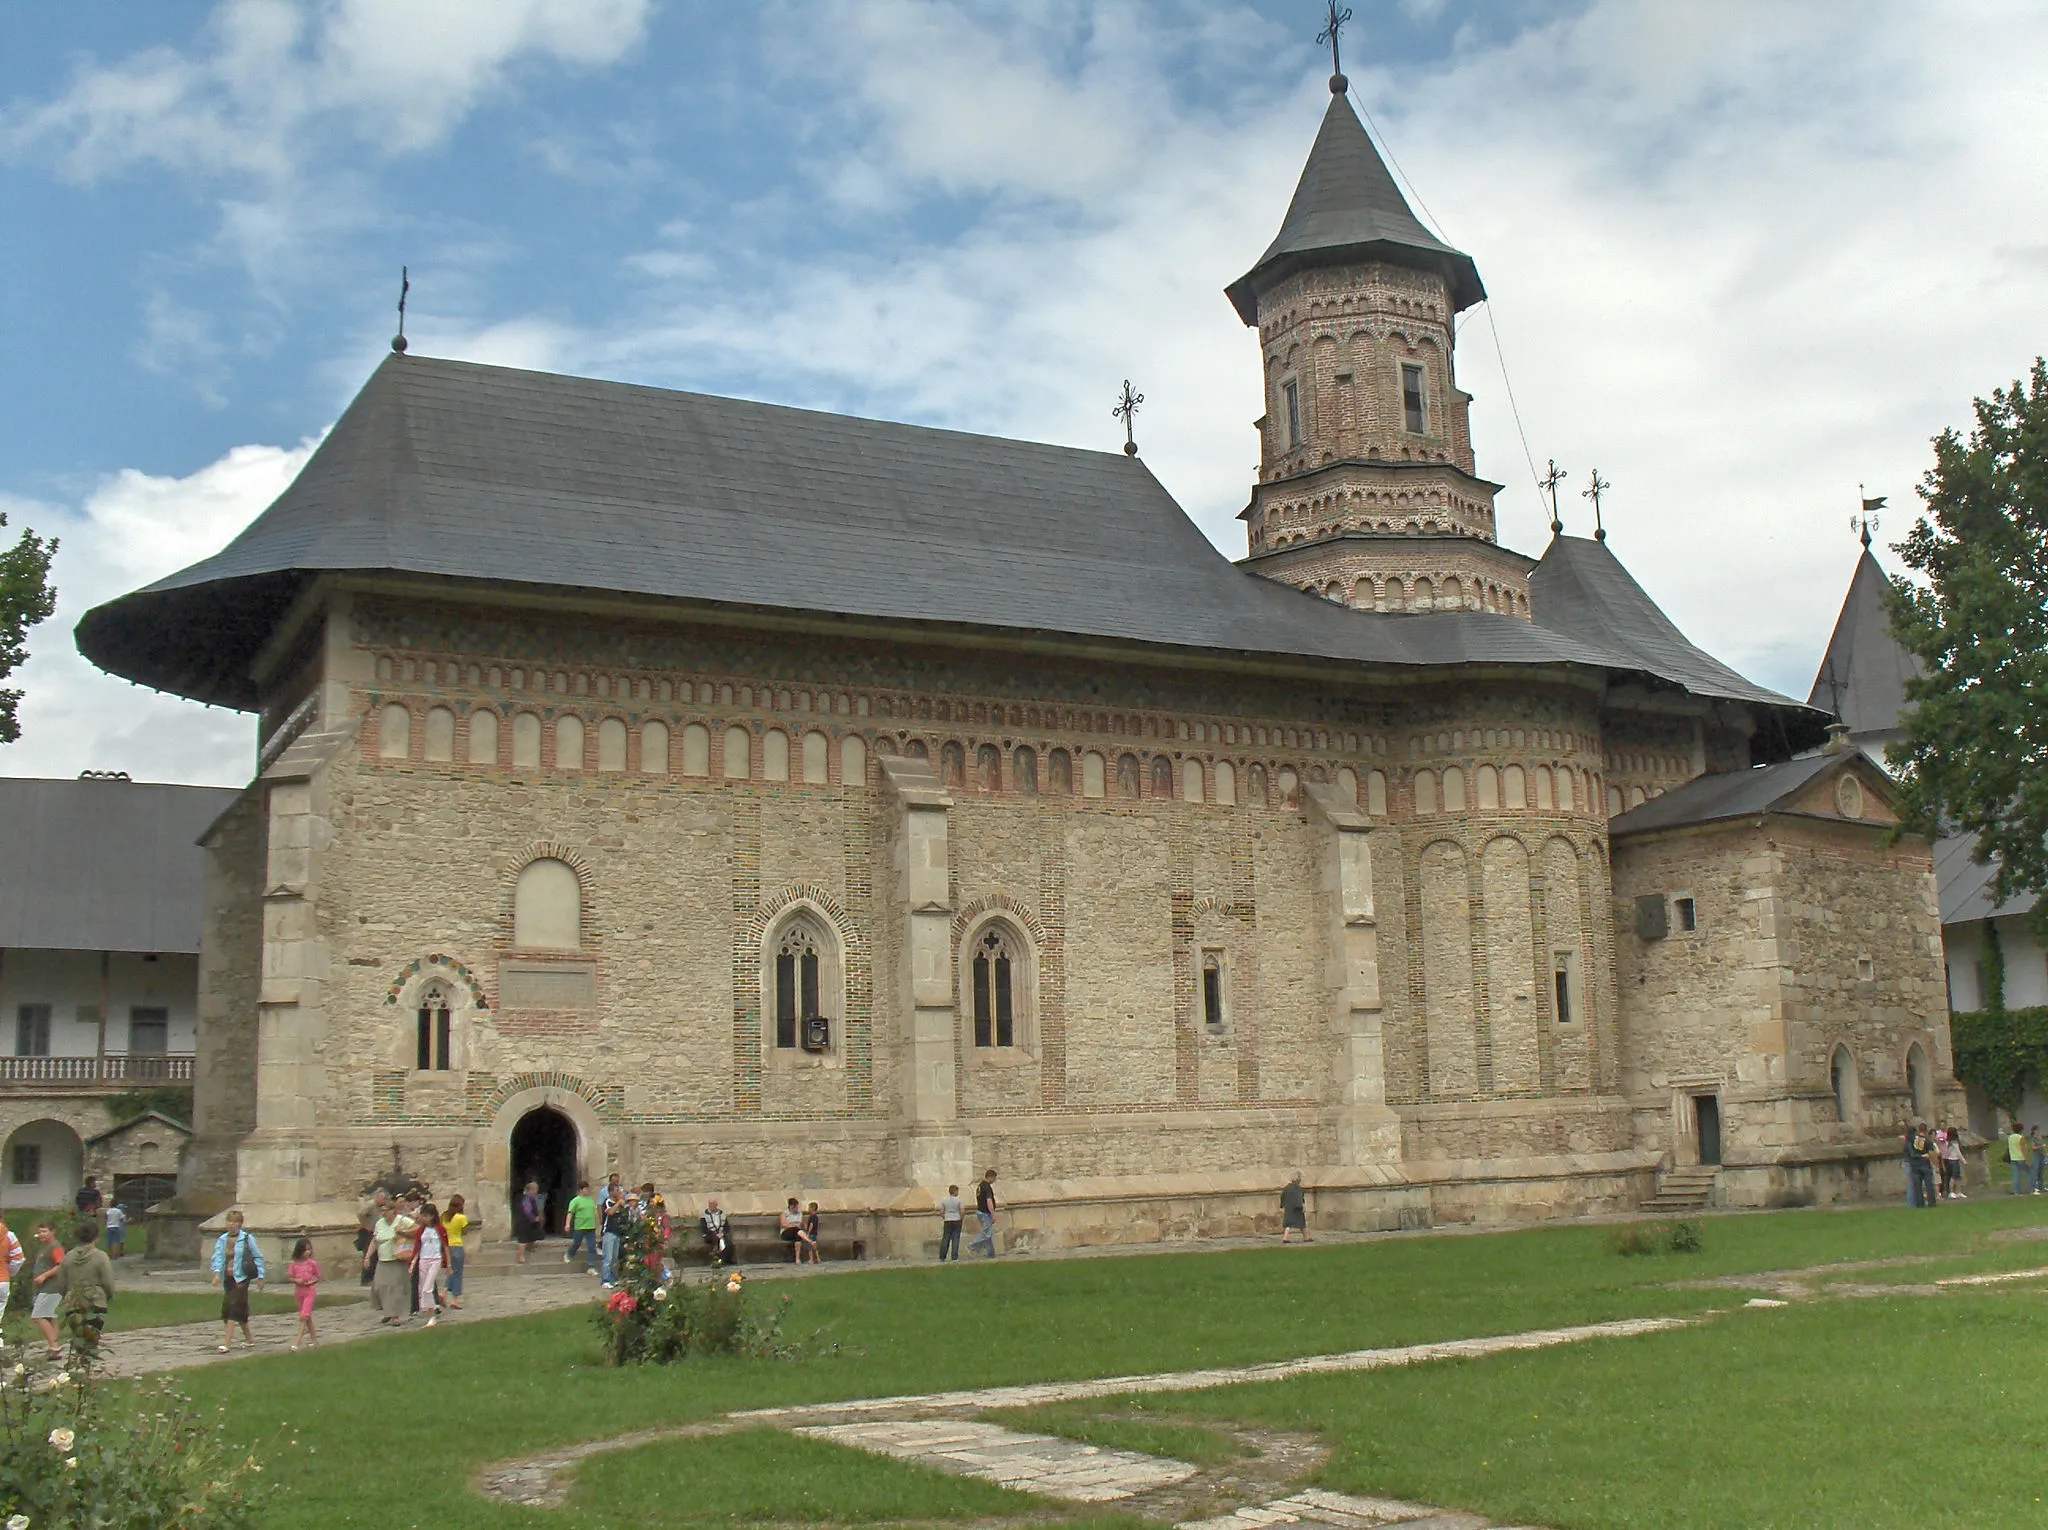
[796,1419,1200,1503]
[92,1271,597,1379]
[1176,1487,1519,1528]
[733,1316,1692,1421]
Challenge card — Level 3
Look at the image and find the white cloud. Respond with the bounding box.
[5,0,653,181]
[0,441,317,785]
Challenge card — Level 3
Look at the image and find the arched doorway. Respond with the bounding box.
[1,1120,85,1211]
[508,1106,580,1237]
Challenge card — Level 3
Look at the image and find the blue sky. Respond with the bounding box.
[4,1,2046,783]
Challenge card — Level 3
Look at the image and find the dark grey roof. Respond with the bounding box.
[1936,832,2040,924]
[1608,752,1883,837]
[1808,548,1922,733]
[86,1109,193,1146]
[1530,535,1808,716]
[76,353,1795,713]
[1226,89,1484,323]
[0,778,240,953]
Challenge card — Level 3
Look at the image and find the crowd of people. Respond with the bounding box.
[0,1176,124,1361]
[351,1189,470,1332]
[1900,1120,1973,1206]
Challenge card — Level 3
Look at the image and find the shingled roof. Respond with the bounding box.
[75,356,1813,732]
[1226,88,1485,323]
[1808,547,1923,733]
[0,777,239,953]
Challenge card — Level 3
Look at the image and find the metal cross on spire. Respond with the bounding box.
[1112,379,1144,457]
[1318,1,1354,93]
[1582,468,1611,542]
[391,266,410,354]
[1852,484,1886,549]
[1539,459,1568,536]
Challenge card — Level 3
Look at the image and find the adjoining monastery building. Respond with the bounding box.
[78,78,1967,1256]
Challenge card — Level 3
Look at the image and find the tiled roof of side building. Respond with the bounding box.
[1606,754,1844,837]
[0,777,242,953]
[1936,832,2041,924]
[75,356,1814,730]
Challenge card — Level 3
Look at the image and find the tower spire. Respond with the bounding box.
[1317,1,1353,94]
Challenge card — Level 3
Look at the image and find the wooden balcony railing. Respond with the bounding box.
[0,1054,194,1086]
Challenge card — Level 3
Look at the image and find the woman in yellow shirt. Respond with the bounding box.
[443,1194,471,1308]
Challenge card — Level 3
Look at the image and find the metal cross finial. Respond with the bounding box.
[392,266,410,354]
[1582,468,1611,542]
[1112,379,1144,457]
[1318,1,1354,93]
[1539,458,1568,536]
[1852,485,1886,549]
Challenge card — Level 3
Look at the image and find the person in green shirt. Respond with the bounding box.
[564,1183,598,1271]
[2008,1125,2032,1195]
[55,1218,115,1352]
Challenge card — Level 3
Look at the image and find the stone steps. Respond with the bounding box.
[1640,1167,1718,1214]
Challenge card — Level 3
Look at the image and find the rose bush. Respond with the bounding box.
[593,1215,809,1368]
[0,1362,283,1528]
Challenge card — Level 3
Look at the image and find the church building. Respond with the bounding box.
[77,72,1964,1255]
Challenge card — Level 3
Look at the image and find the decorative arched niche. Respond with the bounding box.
[501,853,598,1015]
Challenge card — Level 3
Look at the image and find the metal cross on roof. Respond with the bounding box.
[1582,468,1611,542]
[1540,458,1568,536]
[1112,379,1144,457]
[1318,1,1354,93]
[392,266,410,354]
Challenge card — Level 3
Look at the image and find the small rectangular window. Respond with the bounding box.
[10,1144,40,1185]
[1201,951,1227,1034]
[1673,896,1698,933]
[1401,363,1426,433]
[1283,379,1303,447]
[129,1007,169,1055]
[1553,953,1577,1025]
[14,1005,50,1058]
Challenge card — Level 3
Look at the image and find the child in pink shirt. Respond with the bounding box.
[288,1239,321,1349]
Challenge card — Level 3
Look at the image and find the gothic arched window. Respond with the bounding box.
[971,927,1020,1048]
[774,920,824,1051]
[416,984,453,1071]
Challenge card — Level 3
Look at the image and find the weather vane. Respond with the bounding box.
[392,266,410,354]
[1539,459,1568,536]
[1112,379,1144,457]
[1318,1,1353,93]
[1582,468,1611,542]
[1851,485,1886,548]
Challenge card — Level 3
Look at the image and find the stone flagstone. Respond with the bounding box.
[794,1418,1198,1503]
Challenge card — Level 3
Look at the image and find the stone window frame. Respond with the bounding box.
[758,901,847,1067]
[955,912,1039,1067]
[1399,358,1428,434]
[1280,374,1304,449]
[1199,947,1232,1038]
[392,969,476,1077]
[1670,891,1700,935]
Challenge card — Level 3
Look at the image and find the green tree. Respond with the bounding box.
[1889,357,2048,936]
[0,508,58,743]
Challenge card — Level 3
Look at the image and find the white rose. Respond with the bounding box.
[51,1374,68,1387]
[47,1427,74,1451]
[64,1457,77,1470]
[9,1512,32,1530]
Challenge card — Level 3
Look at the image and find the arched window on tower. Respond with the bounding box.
[1151,756,1175,798]
[1831,1044,1857,1124]
[971,926,1020,1048]
[1117,754,1141,798]
[977,744,1002,792]
[941,742,966,788]
[416,983,453,1071]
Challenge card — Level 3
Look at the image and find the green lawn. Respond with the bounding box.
[141,1197,2048,1529]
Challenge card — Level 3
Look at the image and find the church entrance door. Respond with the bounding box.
[1694,1095,1722,1167]
[509,1105,580,1237]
